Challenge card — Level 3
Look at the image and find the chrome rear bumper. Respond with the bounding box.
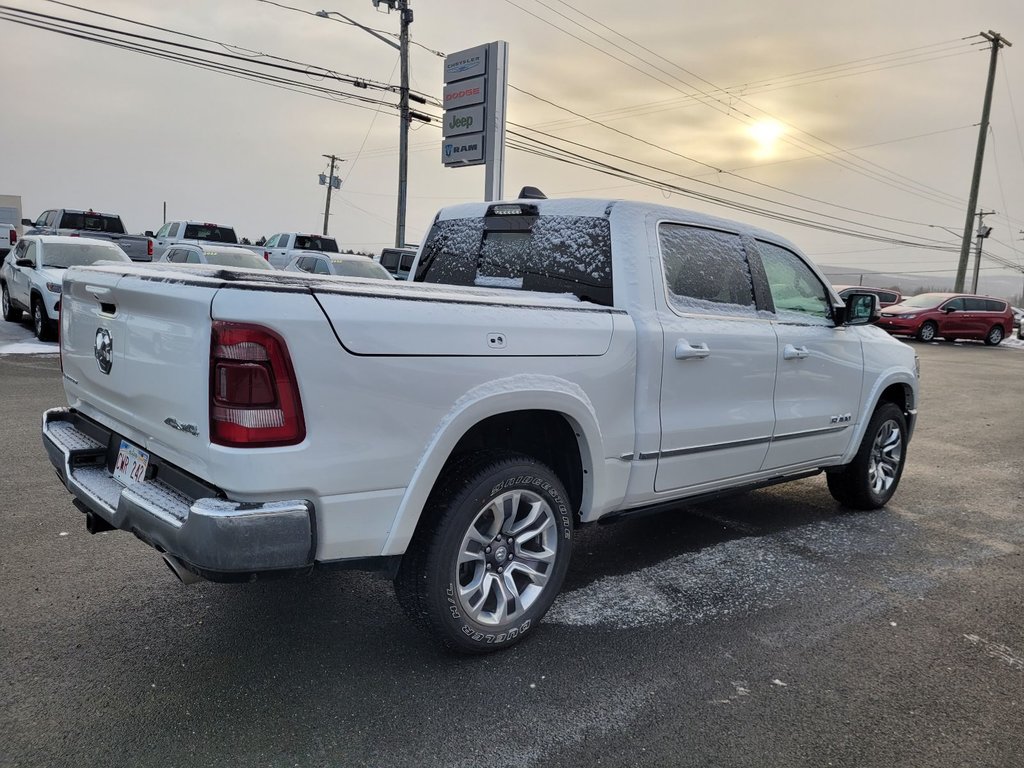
[42,407,315,579]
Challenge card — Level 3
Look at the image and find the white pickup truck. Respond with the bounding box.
[25,209,153,261]
[261,232,340,269]
[42,197,918,652]
[0,223,14,257]
[150,220,259,262]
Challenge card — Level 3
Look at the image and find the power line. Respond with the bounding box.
[509,0,982,211]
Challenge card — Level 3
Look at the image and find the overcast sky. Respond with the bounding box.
[2,0,1023,291]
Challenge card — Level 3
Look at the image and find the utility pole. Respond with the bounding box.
[395,0,411,249]
[970,210,995,293]
[955,31,1011,292]
[320,154,344,236]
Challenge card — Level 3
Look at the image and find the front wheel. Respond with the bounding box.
[32,298,55,341]
[916,321,937,342]
[984,325,1004,346]
[395,453,573,653]
[827,402,907,510]
[1,284,21,322]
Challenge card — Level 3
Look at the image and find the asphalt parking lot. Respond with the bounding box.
[1,341,1022,768]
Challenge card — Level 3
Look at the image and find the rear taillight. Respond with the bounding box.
[263,251,270,261]
[57,300,63,372]
[210,321,305,447]
[9,230,15,246]
[147,239,153,258]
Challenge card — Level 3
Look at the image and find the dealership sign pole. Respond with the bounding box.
[442,42,508,201]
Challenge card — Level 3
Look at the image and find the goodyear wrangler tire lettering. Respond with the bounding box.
[394,453,573,654]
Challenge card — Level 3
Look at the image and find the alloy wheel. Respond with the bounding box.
[867,419,902,496]
[455,489,558,626]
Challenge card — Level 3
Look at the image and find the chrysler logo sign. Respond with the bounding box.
[94,328,113,374]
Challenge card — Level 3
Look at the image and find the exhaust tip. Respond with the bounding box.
[162,554,202,585]
[85,511,115,535]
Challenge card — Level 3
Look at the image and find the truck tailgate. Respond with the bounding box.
[107,235,150,261]
[60,267,217,476]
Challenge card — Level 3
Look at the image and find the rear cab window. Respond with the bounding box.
[293,235,339,253]
[416,204,613,305]
[59,212,125,234]
[184,224,237,243]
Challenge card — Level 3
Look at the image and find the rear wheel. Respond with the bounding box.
[984,325,1004,346]
[2,284,21,322]
[395,452,573,653]
[32,297,55,341]
[827,402,907,510]
[916,321,937,342]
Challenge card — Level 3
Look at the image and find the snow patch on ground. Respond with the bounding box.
[0,321,57,355]
[546,536,825,629]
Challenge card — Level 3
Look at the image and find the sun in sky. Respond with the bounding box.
[748,119,785,158]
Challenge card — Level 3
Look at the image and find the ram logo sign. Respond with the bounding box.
[442,136,484,165]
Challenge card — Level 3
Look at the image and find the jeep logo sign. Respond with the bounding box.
[442,105,485,138]
[441,134,484,165]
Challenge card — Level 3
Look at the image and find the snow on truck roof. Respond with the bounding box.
[434,197,804,254]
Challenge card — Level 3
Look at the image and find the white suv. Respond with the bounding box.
[1,235,130,339]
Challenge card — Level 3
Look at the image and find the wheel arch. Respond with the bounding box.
[380,378,604,557]
[840,373,917,465]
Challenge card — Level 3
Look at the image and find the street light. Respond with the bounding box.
[317,4,411,249]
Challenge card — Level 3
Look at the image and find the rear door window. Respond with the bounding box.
[964,298,987,311]
[658,224,755,315]
[984,299,1006,312]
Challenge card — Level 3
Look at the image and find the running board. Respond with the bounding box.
[596,469,823,525]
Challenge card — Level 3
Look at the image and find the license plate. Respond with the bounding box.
[113,440,149,486]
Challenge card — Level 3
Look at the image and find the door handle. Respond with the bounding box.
[783,344,810,360]
[675,339,711,360]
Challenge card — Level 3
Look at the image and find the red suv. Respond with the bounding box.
[876,292,1013,345]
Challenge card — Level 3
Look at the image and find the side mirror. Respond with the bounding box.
[839,292,879,326]
[21,218,33,226]
[943,306,957,313]
[15,258,34,268]
[144,230,155,238]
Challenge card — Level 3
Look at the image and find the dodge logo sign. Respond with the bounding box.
[94,328,113,374]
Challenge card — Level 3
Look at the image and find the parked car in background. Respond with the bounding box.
[876,292,1013,345]
[0,223,15,257]
[150,220,257,261]
[284,252,394,280]
[1011,306,1023,331]
[262,233,339,269]
[24,208,153,261]
[377,247,417,280]
[833,285,902,308]
[1,235,130,340]
[160,244,274,270]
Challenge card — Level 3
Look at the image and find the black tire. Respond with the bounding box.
[32,297,55,341]
[983,325,1003,346]
[827,402,907,510]
[1,283,21,322]
[916,321,937,342]
[395,452,573,653]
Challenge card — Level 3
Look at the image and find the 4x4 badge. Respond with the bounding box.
[94,328,113,374]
